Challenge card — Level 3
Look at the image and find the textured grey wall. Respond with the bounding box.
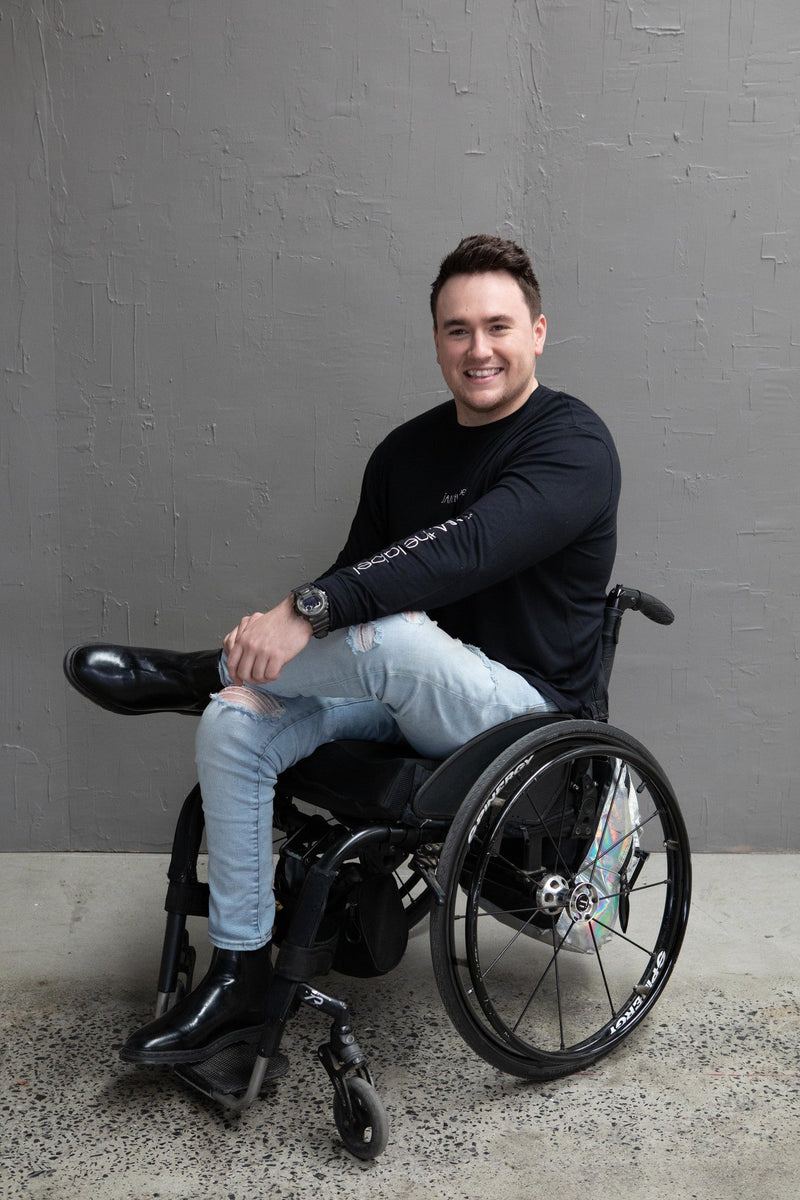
[3,1,798,852]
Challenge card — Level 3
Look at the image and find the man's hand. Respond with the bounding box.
[223,596,313,685]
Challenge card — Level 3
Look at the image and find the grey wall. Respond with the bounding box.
[3,0,798,853]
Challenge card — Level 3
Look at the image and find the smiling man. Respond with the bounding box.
[119,233,621,1065]
[433,264,547,426]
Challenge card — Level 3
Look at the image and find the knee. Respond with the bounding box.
[195,686,284,760]
[214,686,285,716]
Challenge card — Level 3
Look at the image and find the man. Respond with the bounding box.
[120,233,620,1064]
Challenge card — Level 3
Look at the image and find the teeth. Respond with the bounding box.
[467,368,500,378]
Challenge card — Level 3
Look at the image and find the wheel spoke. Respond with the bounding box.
[395,870,422,898]
[588,919,617,1019]
[453,904,545,922]
[551,924,566,1049]
[474,909,543,979]
[510,919,575,1041]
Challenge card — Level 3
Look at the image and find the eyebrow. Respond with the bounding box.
[441,314,515,329]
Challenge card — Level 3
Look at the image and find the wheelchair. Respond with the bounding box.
[64,585,691,1159]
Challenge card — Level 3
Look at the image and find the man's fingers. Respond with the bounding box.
[223,613,263,681]
[220,602,307,686]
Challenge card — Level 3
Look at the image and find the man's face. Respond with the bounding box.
[433,271,546,426]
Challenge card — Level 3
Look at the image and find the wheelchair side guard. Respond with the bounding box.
[411,710,573,820]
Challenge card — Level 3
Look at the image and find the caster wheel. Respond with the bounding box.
[333,1076,389,1160]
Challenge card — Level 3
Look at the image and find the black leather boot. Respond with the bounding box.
[63,644,222,716]
[120,945,272,1065]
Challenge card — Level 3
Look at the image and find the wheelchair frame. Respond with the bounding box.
[66,585,691,1160]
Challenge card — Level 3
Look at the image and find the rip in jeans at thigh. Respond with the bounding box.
[346,610,427,654]
[463,642,499,686]
[346,623,382,653]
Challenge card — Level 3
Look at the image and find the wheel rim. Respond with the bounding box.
[438,731,691,1073]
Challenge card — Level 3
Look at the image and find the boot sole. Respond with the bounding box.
[119,1023,263,1066]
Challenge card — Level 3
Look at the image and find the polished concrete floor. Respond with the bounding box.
[1,853,798,1200]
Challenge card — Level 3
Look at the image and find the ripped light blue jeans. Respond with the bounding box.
[195,612,555,949]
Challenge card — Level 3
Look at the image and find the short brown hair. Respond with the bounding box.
[430,234,542,326]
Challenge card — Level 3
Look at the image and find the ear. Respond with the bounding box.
[533,313,547,356]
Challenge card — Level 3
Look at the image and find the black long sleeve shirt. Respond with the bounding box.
[316,386,620,716]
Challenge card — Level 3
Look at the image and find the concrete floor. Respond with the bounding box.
[1,853,798,1200]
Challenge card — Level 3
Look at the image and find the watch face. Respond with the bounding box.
[299,594,324,616]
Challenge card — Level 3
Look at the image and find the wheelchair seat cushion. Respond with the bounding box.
[277,739,441,823]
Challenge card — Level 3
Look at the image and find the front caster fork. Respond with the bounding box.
[298,983,388,1159]
[299,983,373,1090]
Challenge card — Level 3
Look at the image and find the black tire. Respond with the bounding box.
[333,1076,389,1159]
[430,721,691,1080]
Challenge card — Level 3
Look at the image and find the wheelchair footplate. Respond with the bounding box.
[174,1042,290,1101]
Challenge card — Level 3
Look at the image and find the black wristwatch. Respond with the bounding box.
[291,582,330,638]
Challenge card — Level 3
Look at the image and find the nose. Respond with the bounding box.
[469,329,492,360]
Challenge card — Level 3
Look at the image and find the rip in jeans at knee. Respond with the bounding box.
[215,686,284,717]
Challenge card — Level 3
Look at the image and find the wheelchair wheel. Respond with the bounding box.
[333,1075,389,1159]
[430,720,691,1080]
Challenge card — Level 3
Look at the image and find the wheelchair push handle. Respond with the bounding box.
[608,585,674,627]
[600,584,674,697]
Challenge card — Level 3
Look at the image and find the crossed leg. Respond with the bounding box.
[196,611,554,948]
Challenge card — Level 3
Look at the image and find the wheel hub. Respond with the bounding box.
[567,881,600,924]
[535,874,600,923]
[535,874,570,914]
